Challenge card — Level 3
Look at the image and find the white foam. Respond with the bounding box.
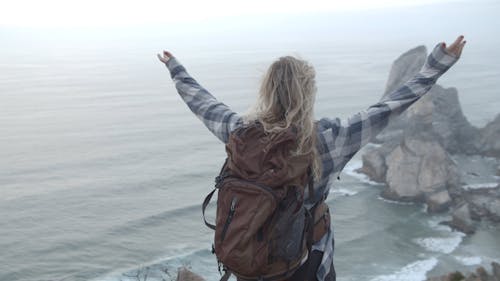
[427,216,453,232]
[413,234,464,254]
[91,247,206,281]
[343,160,385,186]
[331,188,358,197]
[462,182,498,190]
[366,143,383,149]
[454,256,482,266]
[370,257,438,281]
[377,195,415,205]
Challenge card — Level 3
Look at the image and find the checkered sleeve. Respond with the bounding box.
[164,57,243,143]
[319,42,460,173]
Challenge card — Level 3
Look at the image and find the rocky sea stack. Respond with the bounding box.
[356,45,500,234]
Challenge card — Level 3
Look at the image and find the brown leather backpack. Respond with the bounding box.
[202,121,328,281]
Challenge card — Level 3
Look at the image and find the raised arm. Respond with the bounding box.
[318,36,466,173]
[158,51,243,143]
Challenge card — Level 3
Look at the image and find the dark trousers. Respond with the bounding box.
[237,237,336,281]
[236,250,336,281]
[287,250,336,281]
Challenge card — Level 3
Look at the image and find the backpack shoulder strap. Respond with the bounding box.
[202,189,216,230]
[219,270,231,281]
[202,158,230,231]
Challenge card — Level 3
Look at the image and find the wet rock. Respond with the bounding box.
[475,266,489,281]
[426,271,465,281]
[493,262,500,279]
[464,187,500,223]
[426,262,500,281]
[427,190,452,213]
[448,202,476,234]
[443,187,500,234]
[356,146,387,183]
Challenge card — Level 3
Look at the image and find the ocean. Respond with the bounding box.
[2,2,500,280]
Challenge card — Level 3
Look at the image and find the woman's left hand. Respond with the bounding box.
[157,50,173,64]
[442,35,466,58]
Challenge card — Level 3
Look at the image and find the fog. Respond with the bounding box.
[1,0,499,56]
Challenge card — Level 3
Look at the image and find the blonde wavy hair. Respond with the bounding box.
[244,55,321,180]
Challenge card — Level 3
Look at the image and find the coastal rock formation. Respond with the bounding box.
[383,46,427,97]
[356,44,500,223]
[441,185,500,234]
[378,45,481,154]
[445,202,476,234]
[463,186,500,222]
[426,262,500,281]
[360,132,461,213]
[478,114,500,158]
[382,137,458,213]
[358,146,388,183]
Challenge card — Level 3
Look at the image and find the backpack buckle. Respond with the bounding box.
[215,172,230,188]
[215,175,224,188]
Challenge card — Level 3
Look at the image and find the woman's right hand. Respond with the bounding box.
[442,35,466,58]
[157,50,173,64]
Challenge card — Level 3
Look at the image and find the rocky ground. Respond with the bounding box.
[426,262,500,281]
[356,44,500,234]
[176,267,205,281]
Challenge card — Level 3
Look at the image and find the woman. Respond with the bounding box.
[157,35,466,281]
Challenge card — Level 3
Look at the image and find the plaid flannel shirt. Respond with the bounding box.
[164,43,460,281]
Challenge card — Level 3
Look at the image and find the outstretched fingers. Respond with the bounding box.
[451,35,464,48]
[457,39,466,54]
[443,35,466,57]
[157,50,173,63]
[163,50,173,58]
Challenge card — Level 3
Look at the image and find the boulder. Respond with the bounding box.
[356,146,387,183]
[426,272,464,281]
[443,186,500,234]
[426,262,500,281]
[427,190,452,213]
[381,137,458,212]
[493,262,500,280]
[475,266,490,281]
[448,202,476,234]
[464,187,500,223]
[478,114,500,158]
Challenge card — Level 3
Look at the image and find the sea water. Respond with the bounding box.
[2,5,500,281]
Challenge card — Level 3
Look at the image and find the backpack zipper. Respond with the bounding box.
[220,197,238,242]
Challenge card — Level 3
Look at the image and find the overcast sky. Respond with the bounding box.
[1,0,462,27]
[1,0,498,55]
